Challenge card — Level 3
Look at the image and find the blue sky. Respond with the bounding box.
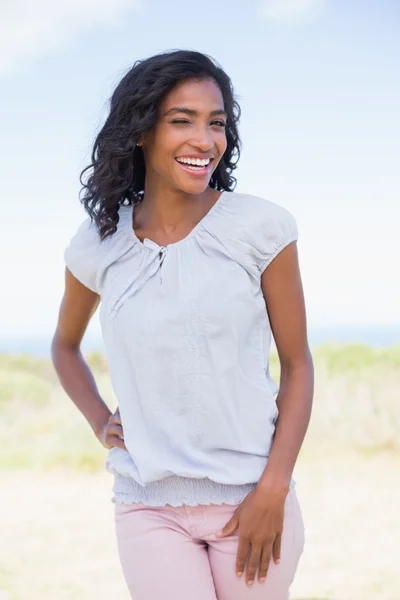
[1,0,399,339]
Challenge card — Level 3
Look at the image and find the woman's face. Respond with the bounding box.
[139,78,228,195]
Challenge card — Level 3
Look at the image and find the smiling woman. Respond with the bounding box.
[132,78,229,216]
[52,49,313,600]
[170,106,227,173]
[77,51,241,241]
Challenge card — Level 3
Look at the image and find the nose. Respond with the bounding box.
[190,125,215,151]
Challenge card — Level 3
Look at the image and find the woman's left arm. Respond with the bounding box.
[216,241,314,586]
[257,239,314,493]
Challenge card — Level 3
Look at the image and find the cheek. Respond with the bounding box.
[155,133,187,167]
[157,124,186,147]
[146,126,178,159]
[217,133,228,155]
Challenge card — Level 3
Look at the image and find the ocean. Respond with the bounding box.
[1,325,399,357]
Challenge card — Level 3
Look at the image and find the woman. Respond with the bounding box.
[52,49,314,599]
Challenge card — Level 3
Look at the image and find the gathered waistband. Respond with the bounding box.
[112,473,258,507]
[111,473,296,508]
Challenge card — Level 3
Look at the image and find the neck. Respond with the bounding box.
[136,184,217,231]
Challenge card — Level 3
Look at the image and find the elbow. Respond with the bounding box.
[50,332,81,366]
[281,347,313,375]
[277,352,314,411]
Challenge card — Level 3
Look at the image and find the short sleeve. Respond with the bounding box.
[251,200,298,274]
[64,217,102,293]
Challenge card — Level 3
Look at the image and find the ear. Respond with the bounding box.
[137,127,152,146]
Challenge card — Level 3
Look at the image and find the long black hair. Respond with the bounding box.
[79,49,242,239]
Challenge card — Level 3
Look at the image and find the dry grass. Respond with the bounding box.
[1,346,399,472]
[0,454,399,600]
[0,347,399,599]
[292,451,400,600]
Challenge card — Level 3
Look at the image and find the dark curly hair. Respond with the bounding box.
[79,49,242,239]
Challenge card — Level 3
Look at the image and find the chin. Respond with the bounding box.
[178,181,212,195]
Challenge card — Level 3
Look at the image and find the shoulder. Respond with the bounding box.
[65,216,102,252]
[223,191,297,231]
[64,206,133,293]
[208,191,298,275]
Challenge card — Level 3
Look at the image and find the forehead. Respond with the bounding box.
[160,79,224,111]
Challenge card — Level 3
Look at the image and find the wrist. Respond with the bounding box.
[90,406,112,439]
[256,473,291,499]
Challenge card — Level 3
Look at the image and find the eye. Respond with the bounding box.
[170,119,226,128]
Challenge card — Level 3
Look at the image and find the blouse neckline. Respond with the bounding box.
[124,190,229,250]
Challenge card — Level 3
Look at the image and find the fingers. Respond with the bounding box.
[106,424,124,438]
[272,532,282,564]
[104,434,126,450]
[109,408,122,425]
[216,511,239,538]
[111,437,127,451]
[244,543,262,587]
[249,536,279,585]
[258,544,272,583]
[235,536,250,578]
[236,539,275,586]
[104,408,126,451]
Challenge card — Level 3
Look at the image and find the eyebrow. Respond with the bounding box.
[163,107,227,118]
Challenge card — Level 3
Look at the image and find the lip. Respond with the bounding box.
[175,158,214,177]
[175,155,215,160]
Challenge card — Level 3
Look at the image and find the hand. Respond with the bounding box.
[216,486,287,587]
[97,407,127,451]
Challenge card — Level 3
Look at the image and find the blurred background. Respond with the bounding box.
[0,1,399,599]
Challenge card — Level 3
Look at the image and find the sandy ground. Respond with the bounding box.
[0,453,399,600]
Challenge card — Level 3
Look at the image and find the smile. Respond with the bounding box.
[175,157,214,176]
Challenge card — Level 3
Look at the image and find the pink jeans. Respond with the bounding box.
[114,486,305,599]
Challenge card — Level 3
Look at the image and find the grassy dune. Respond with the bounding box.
[1,344,399,471]
[0,345,399,599]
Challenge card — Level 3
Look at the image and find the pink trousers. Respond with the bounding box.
[114,486,305,599]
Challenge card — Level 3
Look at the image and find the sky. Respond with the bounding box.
[1,0,399,340]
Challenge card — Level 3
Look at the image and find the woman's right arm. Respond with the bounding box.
[51,267,126,450]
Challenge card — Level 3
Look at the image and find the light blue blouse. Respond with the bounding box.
[64,190,298,506]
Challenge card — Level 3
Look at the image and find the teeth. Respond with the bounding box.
[176,157,211,167]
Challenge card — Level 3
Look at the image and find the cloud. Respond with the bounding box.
[261,0,324,22]
[0,0,139,76]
